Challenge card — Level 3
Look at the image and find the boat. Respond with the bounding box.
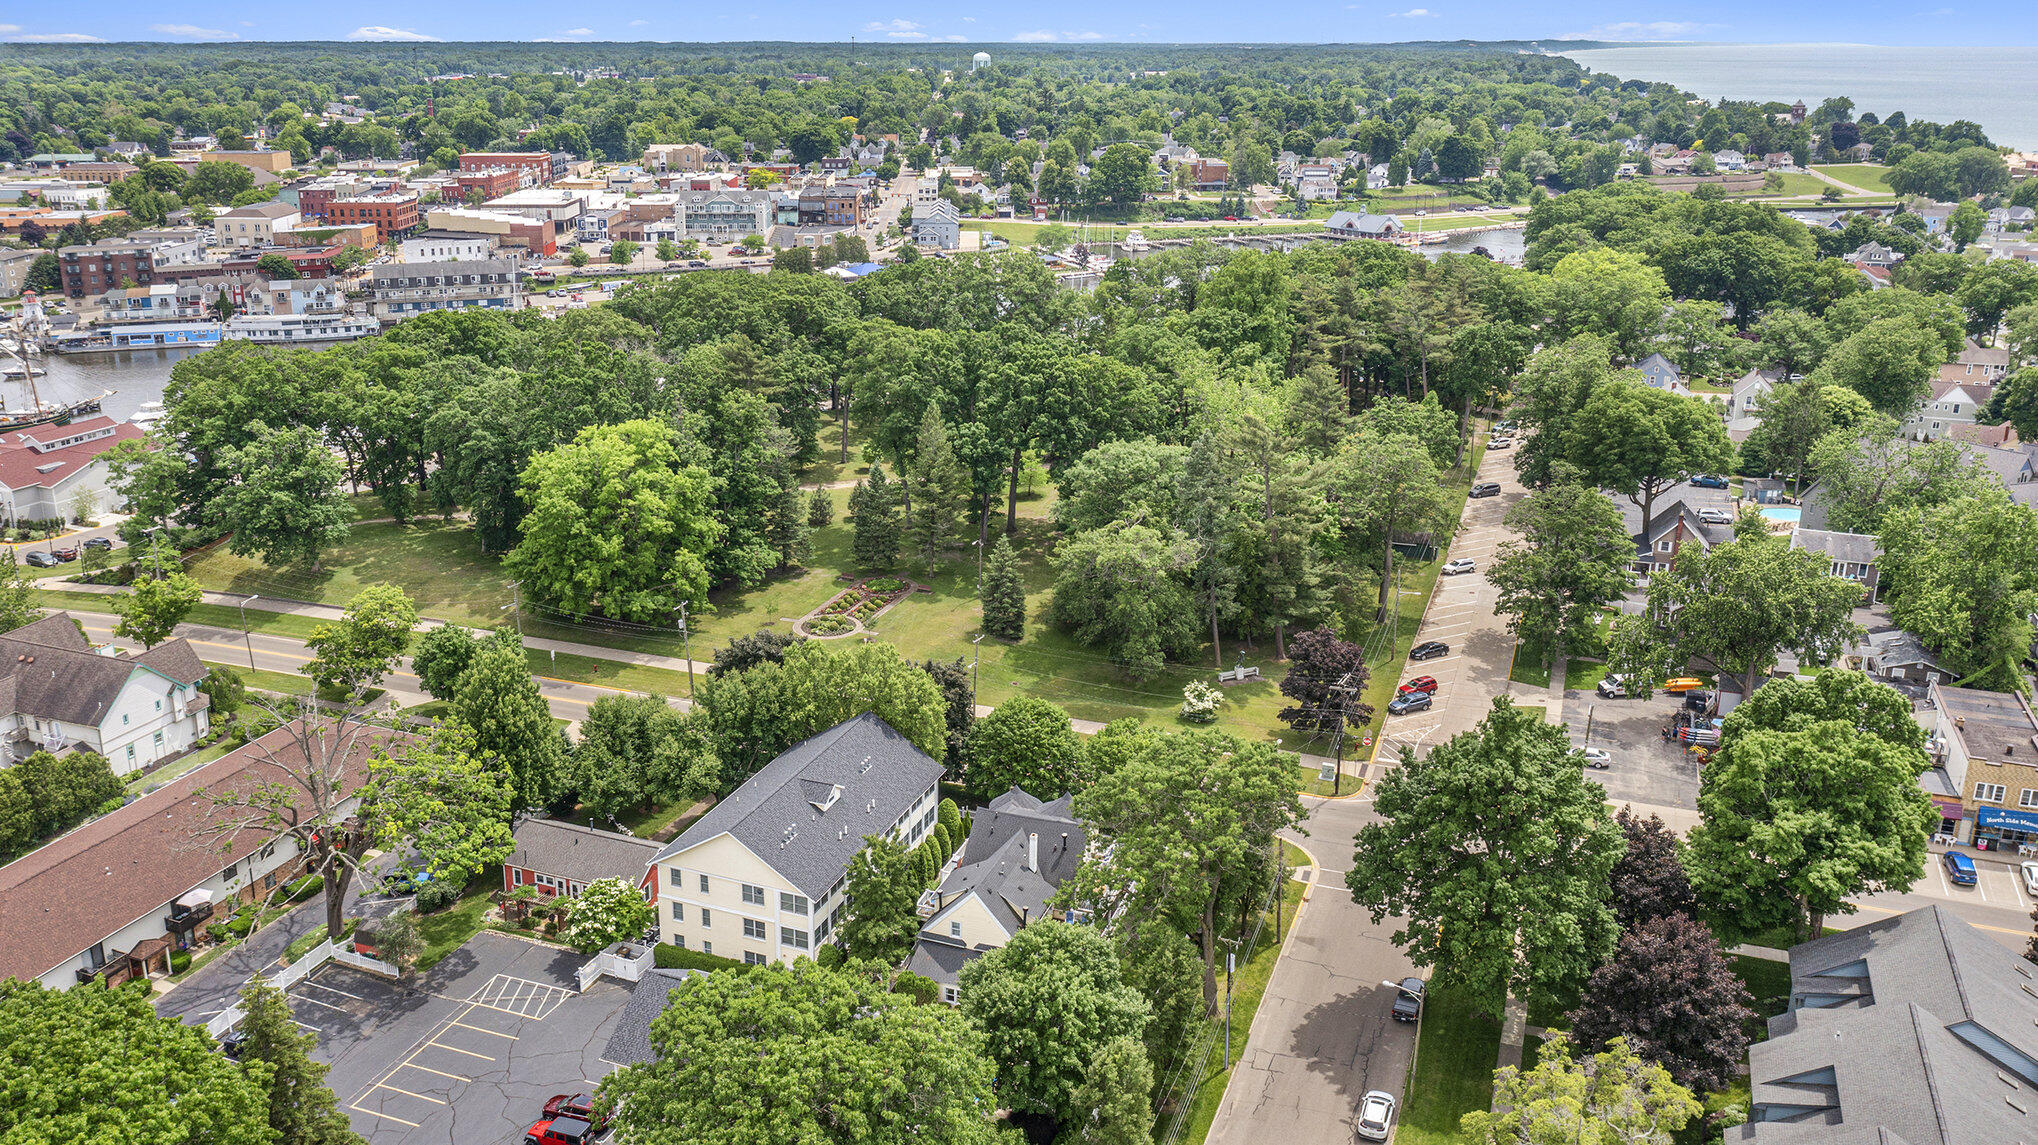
[1121,228,1151,252]
[51,321,226,353]
[129,401,166,430]
[2,303,107,431]
[223,313,379,343]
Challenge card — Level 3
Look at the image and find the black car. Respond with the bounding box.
[82,537,113,551]
[1387,691,1432,715]
[1409,641,1449,661]
[219,1028,248,1060]
[1390,977,1426,1022]
[1469,482,1501,498]
[1689,474,1729,489]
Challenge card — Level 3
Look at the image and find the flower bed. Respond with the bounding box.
[805,615,855,636]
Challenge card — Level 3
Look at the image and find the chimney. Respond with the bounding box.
[1059,832,1069,853]
[1027,833,1038,872]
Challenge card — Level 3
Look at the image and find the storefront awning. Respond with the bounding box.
[1977,806,2038,833]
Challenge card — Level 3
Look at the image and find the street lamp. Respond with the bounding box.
[238,594,258,672]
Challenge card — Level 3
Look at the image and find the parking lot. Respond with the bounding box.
[1565,685,1704,811]
[289,932,634,1145]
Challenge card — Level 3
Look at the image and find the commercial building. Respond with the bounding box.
[57,162,140,186]
[503,818,659,900]
[642,142,717,173]
[672,188,776,238]
[0,249,39,298]
[424,207,556,256]
[366,257,521,320]
[401,231,498,263]
[203,150,295,175]
[213,201,303,248]
[57,237,166,299]
[1929,681,2038,848]
[327,192,420,242]
[797,185,866,228]
[650,714,944,966]
[911,200,962,250]
[458,152,557,185]
[453,167,526,202]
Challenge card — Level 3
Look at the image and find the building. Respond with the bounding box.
[365,258,521,321]
[1736,906,2038,1144]
[0,723,384,991]
[1856,628,1942,688]
[1903,377,1990,441]
[0,610,207,772]
[458,152,556,185]
[600,968,703,1066]
[327,192,420,242]
[57,237,166,299]
[1633,352,1688,393]
[400,232,496,263]
[124,227,208,266]
[479,188,585,230]
[424,207,556,257]
[797,185,865,228]
[1788,528,1880,601]
[213,201,303,248]
[0,249,39,298]
[1187,159,1231,190]
[649,713,944,966]
[1726,368,1781,442]
[95,283,208,325]
[204,150,295,175]
[673,189,776,238]
[1326,211,1403,239]
[911,200,961,250]
[452,167,526,203]
[1930,681,2038,847]
[1619,485,1733,575]
[908,789,1087,1003]
[503,818,660,899]
[642,143,716,174]
[57,162,139,186]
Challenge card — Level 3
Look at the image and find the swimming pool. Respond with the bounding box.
[1759,506,1802,523]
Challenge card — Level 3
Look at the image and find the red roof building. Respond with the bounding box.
[0,416,144,523]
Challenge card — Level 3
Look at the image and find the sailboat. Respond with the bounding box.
[2,295,107,431]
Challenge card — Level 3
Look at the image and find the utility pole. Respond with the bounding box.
[506,579,523,638]
[1328,671,1359,796]
[1223,949,1236,1068]
[679,600,694,698]
[238,594,259,673]
[970,633,984,706]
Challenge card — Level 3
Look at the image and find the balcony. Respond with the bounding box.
[164,899,214,932]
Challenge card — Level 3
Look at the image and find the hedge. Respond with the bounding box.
[168,949,192,974]
[653,943,749,974]
[286,874,323,903]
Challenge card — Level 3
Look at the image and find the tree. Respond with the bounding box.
[1488,468,1636,665]
[357,727,516,886]
[1061,724,1304,1013]
[0,979,274,1145]
[959,921,1151,1124]
[215,422,351,571]
[235,978,367,1145]
[255,252,300,281]
[303,584,418,698]
[1565,381,1733,531]
[1568,908,1762,1097]
[1880,486,2038,690]
[1334,433,1452,622]
[904,406,970,569]
[410,623,481,700]
[1348,697,1623,1017]
[505,420,720,625]
[370,911,424,979]
[841,833,927,964]
[848,462,903,570]
[185,159,256,203]
[1811,318,1949,417]
[609,239,639,265]
[1807,420,1986,534]
[1176,430,1240,667]
[1047,522,1199,681]
[1460,1033,1701,1145]
[807,488,834,527]
[695,640,949,787]
[200,666,250,721]
[1740,378,1831,492]
[1948,201,1986,251]
[981,533,1026,640]
[572,694,716,820]
[773,246,814,273]
[1688,700,1935,942]
[708,629,803,678]
[1066,1037,1154,1145]
[655,238,679,263]
[112,568,200,649]
[967,696,1083,800]
[1086,143,1158,207]
[565,876,658,954]
[601,961,998,1145]
[1610,807,1696,930]
[0,550,37,634]
[1276,627,1372,736]
[451,641,568,808]
[920,656,976,767]
[567,247,590,268]
[1752,308,1831,378]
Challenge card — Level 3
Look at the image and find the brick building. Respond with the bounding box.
[218,244,344,280]
[458,152,556,185]
[797,185,866,227]
[503,819,659,899]
[58,162,140,186]
[58,238,163,299]
[328,193,420,242]
[453,168,524,202]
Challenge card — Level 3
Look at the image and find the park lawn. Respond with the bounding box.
[1565,658,1610,693]
[201,660,316,696]
[182,521,514,627]
[413,875,499,973]
[1813,164,1893,193]
[1294,762,1362,798]
[1763,172,1832,197]
[801,418,872,487]
[1509,638,1552,689]
[1396,981,1504,1145]
[529,648,697,699]
[34,587,331,640]
[1173,871,1310,1145]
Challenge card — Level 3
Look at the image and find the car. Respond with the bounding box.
[1469,482,1501,498]
[1581,747,1613,769]
[1398,675,1438,697]
[1943,851,1978,886]
[379,871,418,897]
[1387,690,1433,715]
[542,1095,610,1132]
[1356,1090,1398,1141]
[525,1117,596,1145]
[51,545,78,562]
[1661,677,1706,693]
[1487,435,1513,449]
[1596,674,1630,698]
[1492,420,1518,433]
[1696,508,1735,525]
[82,537,112,551]
[2024,861,2038,897]
[218,1028,248,1060]
[1689,474,1730,489]
[1223,215,1239,221]
[1441,557,1476,575]
[23,551,57,568]
[1410,641,1450,661]
[1390,976,1425,1021]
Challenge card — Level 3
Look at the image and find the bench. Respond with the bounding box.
[1216,665,1263,685]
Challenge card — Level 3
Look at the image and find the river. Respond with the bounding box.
[28,347,194,423]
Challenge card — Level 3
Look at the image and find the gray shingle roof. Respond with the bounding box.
[0,613,205,727]
[908,788,1087,985]
[1790,528,1878,568]
[649,713,944,900]
[598,968,701,1067]
[506,818,660,886]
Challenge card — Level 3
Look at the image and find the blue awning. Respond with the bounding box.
[1977,806,2038,832]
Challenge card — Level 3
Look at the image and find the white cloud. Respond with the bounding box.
[345,25,440,41]
[240,20,254,27]
[1013,29,1058,40]
[961,15,976,20]
[864,18,921,32]
[150,23,234,38]
[628,18,649,26]
[1561,20,1705,38]
[939,34,967,41]
[1065,30,1105,39]
[1387,7,1436,15]
[557,27,595,36]
[8,31,106,41]
[0,24,21,33]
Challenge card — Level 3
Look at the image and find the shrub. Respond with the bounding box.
[285,874,323,903]
[414,878,461,914]
[653,943,750,973]
[95,796,126,816]
[815,943,846,969]
[864,577,906,594]
[168,949,192,974]
[892,970,943,1005]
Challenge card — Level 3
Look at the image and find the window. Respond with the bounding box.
[1657,540,1673,552]
[741,884,765,906]
[673,935,685,950]
[670,901,683,922]
[122,714,129,726]
[744,951,768,966]
[154,699,162,711]
[950,920,962,937]
[1977,782,2007,803]
[743,918,766,940]
[780,892,808,915]
[2021,789,2038,810]
[701,941,711,956]
[942,985,959,1005]
[698,873,709,893]
[220,862,237,881]
[669,865,683,887]
[126,745,135,764]
[511,869,522,886]
[699,908,711,928]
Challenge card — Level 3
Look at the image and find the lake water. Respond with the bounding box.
[27,347,192,423]
[1558,44,2038,152]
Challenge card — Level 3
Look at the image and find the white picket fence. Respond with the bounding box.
[203,938,399,1040]
[575,941,656,991]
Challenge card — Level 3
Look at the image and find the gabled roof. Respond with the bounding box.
[1635,352,1680,380]
[506,818,659,886]
[1789,527,1879,569]
[599,967,702,1066]
[0,613,205,726]
[650,714,943,899]
[907,788,1087,985]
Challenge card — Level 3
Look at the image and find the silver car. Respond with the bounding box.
[1356,1090,1397,1141]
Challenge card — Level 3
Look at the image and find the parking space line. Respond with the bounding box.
[427,1041,496,1060]
[401,1064,471,1083]
[346,1105,421,1128]
[300,979,363,1000]
[373,1084,447,1105]
[294,994,350,1013]
[450,1020,518,1039]
[460,998,545,1021]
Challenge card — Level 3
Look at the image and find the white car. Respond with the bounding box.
[1487,435,1513,449]
[2024,861,2038,897]
[1697,508,1735,525]
[1582,747,1613,770]
[1356,1090,1398,1142]
[1442,557,1477,576]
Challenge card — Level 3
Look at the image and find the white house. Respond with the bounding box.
[0,416,147,525]
[399,232,497,263]
[0,612,210,773]
[648,713,943,966]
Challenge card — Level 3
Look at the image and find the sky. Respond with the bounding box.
[0,3,2025,48]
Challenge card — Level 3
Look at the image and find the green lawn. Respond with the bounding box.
[201,660,316,696]
[183,522,516,628]
[1564,658,1610,693]
[1172,871,1311,1145]
[1294,762,1362,798]
[1812,164,1893,193]
[1761,172,1832,197]
[414,875,499,973]
[1509,638,1552,689]
[527,648,697,698]
[1397,981,1504,1145]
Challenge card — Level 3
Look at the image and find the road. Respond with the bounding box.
[1208,441,1526,1145]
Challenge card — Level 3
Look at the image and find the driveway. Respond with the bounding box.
[1568,689,1704,813]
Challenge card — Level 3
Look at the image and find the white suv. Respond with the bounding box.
[1357,1091,1398,1141]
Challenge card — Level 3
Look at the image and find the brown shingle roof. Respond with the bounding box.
[0,613,204,727]
[0,723,392,983]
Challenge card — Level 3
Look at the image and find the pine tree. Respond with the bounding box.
[237,978,367,1145]
[848,463,902,570]
[905,406,970,569]
[1067,1038,1155,1145]
[807,488,834,527]
[981,533,1027,640]
[766,473,810,570]
[1177,430,1239,669]
[1282,363,1352,460]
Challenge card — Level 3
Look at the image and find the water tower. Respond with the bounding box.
[972,51,990,72]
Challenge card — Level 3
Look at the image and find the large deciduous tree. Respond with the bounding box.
[1810,317,1948,417]
[1065,1037,1155,1145]
[1488,467,1635,665]
[694,640,948,787]
[450,640,568,809]
[966,696,1084,800]
[600,961,999,1145]
[1348,697,1623,1017]
[356,727,516,886]
[1564,381,1733,531]
[215,422,352,571]
[303,584,418,698]
[1334,433,1451,622]
[1879,486,2038,691]
[1610,806,1697,930]
[840,833,928,965]
[1460,1033,1700,1145]
[1806,418,1987,534]
[570,694,717,821]
[1566,912,1753,1094]
[113,568,202,650]
[1047,522,1199,681]
[1276,627,1371,737]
